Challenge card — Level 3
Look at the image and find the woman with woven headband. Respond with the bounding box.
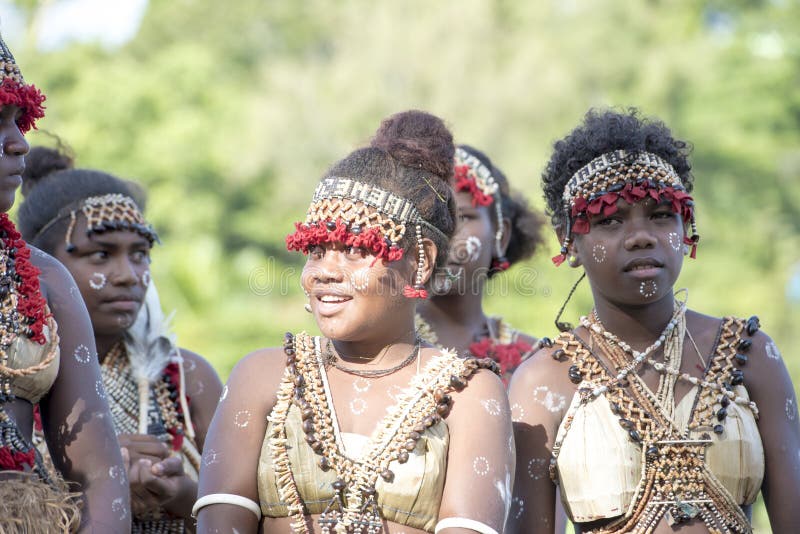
[196,110,514,534]
[416,145,546,384]
[508,109,800,533]
[0,35,130,532]
[17,146,223,532]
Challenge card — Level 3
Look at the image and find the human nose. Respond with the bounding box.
[308,251,345,284]
[2,124,29,157]
[109,256,141,287]
[623,220,658,251]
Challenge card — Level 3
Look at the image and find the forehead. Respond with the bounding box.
[455,190,486,211]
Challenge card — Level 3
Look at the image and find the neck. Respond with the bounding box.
[422,289,486,330]
[97,334,124,362]
[592,292,676,349]
[330,324,417,365]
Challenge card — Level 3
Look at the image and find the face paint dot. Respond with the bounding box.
[532,386,566,413]
[95,380,106,400]
[109,465,126,485]
[191,380,205,396]
[350,397,367,415]
[527,458,548,480]
[349,268,370,292]
[766,341,781,361]
[111,497,128,520]
[141,269,151,287]
[591,244,606,263]
[88,272,107,290]
[481,398,502,416]
[69,285,81,301]
[353,377,371,394]
[203,448,221,466]
[639,280,658,298]
[668,232,682,252]
[234,410,252,428]
[511,402,526,422]
[465,235,482,263]
[473,456,490,476]
[73,344,92,364]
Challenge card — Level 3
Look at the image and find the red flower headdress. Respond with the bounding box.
[0,36,45,133]
[454,147,510,273]
[286,177,447,298]
[552,150,699,266]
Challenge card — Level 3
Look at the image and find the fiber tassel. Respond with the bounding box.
[138,377,149,435]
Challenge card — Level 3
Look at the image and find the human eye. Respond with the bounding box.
[88,250,109,262]
[346,245,368,259]
[131,249,150,264]
[306,245,325,259]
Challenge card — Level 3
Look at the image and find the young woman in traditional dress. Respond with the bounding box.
[508,109,800,532]
[18,148,222,532]
[196,110,514,534]
[416,145,545,384]
[0,35,130,532]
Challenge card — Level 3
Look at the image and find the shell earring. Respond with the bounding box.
[303,289,312,313]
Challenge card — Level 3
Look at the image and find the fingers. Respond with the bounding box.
[151,456,184,478]
[118,433,171,461]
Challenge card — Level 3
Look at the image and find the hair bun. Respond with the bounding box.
[22,146,74,196]
[370,110,454,182]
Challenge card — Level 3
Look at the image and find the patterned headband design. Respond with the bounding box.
[286,176,447,298]
[0,34,45,133]
[553,150,699,266]
[35,194,158,252]
[453,148,509,272]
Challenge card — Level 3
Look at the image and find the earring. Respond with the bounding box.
[403,224,428,299]
[89,272,107,290]
[568,255,580,268]
[303,289,312,313]
[141,270,151,287]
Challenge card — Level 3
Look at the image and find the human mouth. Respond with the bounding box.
[623,257,664,278]
[315,292,353,315]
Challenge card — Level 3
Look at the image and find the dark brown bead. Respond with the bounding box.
[713,425,724,435]
[717,408,728,421]
[405,440,416,452]
[332,479,346,491]
[363,486,376,497]
[409,431,421,441]
[540,337,553,348]
[319,457,330,471]
[619,418,634,430]
[302,419,314,434]
[436,404,450,416]
[284,332,294,344]
[568,365,582,384]
[720,396,730,408]
[301,407,314,420]
[552,349,565,361]
[440,394,452,405]
[326,221,337,231]
[734,353,748,365]
[381,469,395,482]
[646,445,659,458]
[629,430,642,443]
[737,339,752,352]
[423,416,435,427]
[398,450,409,463]
[430,414,441,424]
[449,375,467,390]
[293,374,305,387]
[433,389,445,402]
[284,346,295,356]
[746,316,760,336]
[610,402,622,415]
[311,441,324,453]
[730,370,744,386]
[305,434,317,445]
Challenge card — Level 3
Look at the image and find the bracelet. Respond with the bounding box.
[191,493,262,520]
[434,517,499,534]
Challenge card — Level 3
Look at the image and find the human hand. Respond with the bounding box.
[118,433,171,466]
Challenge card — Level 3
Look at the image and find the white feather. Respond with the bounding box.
[123,282,176,384]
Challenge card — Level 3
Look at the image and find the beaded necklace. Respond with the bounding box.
[550,311,761,532]
[0,214,55,479]
[101,342,197,533]
[269,332,499,533]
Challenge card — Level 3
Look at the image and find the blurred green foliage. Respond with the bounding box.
[9,1,799,530]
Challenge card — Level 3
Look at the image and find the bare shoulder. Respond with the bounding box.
[27,245,74,288]
[510,342,574,395]
[224,347,287,405]
[177,347,220,382]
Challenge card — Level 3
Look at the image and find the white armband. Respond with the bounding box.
[192,493,262,520]
[435,517,500,534]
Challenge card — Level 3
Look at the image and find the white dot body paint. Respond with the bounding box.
[88,272,107,290]
[190,380,205,396]
[95,380,106,400]
[353,377,370,394]
[511,496,525,520]
[349,268,370,292]
[109,465,126,485]
[591,244,606,263]
[787,398,797,421]
[639,280,657,298]
[511,402,525,423]
[350,397,367,415]
[465,235,482,263]
[73,344,92,364]
[234,410,252,428]
[183,358,197,372]
[387,384,404,402]
[112,497,128,521]
[668,232,682,252]
[473,456,490,476]
[481,398,502,416]
[527,458,548,480]
[203,448,221,466]
[766,341,781,361]
[532,386,566,413]
[69,285,81,301]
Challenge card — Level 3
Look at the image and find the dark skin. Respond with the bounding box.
[419,190,538,360]
[52,215,223,529]
[508,198,800,533]
[198,239,514,533]
[1,105,130,531]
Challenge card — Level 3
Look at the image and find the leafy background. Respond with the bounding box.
[8,1,800,531]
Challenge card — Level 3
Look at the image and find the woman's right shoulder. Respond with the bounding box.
[509,339,575,393]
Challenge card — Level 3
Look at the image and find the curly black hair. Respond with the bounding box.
[541,108,694,227]
[458,144,545,275]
